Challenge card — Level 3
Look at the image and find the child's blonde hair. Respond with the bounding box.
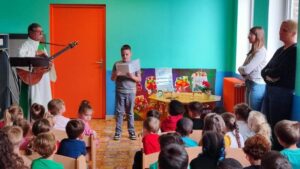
[33,132,56,158]
[275,120,300,146]
[47,99,65,116]
[203,113,226,135]
[4,105,23,126]
[247,111,271,143]
[4,126,23,146]
[143,117,160,133]
[44,113,55,128]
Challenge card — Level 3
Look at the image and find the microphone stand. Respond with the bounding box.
[40,41,66,47]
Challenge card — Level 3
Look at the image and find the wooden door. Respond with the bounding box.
[50,5,106,118]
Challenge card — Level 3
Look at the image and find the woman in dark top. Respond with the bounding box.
[190,131,225,169]
[261,20,297,150]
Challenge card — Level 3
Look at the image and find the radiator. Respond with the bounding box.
[223,77,246,113]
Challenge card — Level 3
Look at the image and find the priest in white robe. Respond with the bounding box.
[18,23,56,110]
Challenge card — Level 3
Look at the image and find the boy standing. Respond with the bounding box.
[111,44,141,140]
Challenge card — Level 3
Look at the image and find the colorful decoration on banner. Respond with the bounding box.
[134,95,149,112]
[133,68,216,120]
[191,71,211,93]
[175,76,191,92]
[145,76,157,94]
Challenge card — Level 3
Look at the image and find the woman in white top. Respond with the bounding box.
[238,27,267,111]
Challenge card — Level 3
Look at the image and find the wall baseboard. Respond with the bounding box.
[105,115,115,120]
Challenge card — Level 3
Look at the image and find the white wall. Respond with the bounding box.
[235,0,253,73]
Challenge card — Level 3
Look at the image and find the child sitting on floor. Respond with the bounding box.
[0,104,23,128]
[243,134,271,169]
[143,117,160,154]
[190,131,226,169]
[217,158,243,169]
[202,113,226,135]
[234,103,254,140]
[15,119,31,150]
[4,126,32,167]
[176,117,198,147]
[158,143,188,169]
[146,110,161,134]
[24,118,52,155]
[30,103,46,124]
[275,120,300,169]
[48,99,70,131]
[32,132,63,169]
[221,112,245,148]
[212,105,226,115]
[78,100,96,136]
[247,111,271,144]
[149,132,184,169]
[146,110,161,120]
[0,130,28,169]
[261,151,292,169]
[188,101,204,130]
[161,100,185,132]
[57,119,86,159]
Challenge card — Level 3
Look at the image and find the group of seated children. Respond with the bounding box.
[0,99,97,169]
[140,100,300,169]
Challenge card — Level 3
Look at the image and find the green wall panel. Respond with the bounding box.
[0,0,237,72]
[253,0,269,46]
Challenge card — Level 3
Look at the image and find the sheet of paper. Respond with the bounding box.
[129,59,140,73]
[116,59,140,75]
[116,62,129,76]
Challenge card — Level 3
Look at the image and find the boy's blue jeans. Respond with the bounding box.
[115,92,136,135]
[245,80,265,111]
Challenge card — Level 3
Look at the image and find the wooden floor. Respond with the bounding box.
[90,119,143,169]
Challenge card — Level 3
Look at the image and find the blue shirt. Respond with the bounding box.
[182,136,198,147]
[280,148,300,169]
[57,138,86,159]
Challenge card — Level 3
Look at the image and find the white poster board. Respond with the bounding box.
[155,68,174,92]
[116,59,140,75]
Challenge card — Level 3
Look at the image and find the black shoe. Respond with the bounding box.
[129,132,137,140]
[114,133,121,140]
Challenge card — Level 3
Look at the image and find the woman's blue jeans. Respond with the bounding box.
[245,80,266,111]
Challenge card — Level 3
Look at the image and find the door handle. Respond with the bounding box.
[96,61,103,68]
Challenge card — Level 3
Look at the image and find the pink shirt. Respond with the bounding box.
[20,137,32,150]
[82,120,95,136]
[0,121,5,129]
